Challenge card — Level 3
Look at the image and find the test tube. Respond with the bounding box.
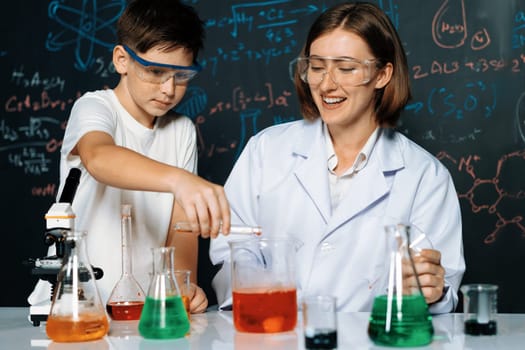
[173,222,262,236]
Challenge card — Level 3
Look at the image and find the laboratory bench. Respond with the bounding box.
[2,307,525,349]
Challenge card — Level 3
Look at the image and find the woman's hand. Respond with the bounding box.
[403,249,445,304]
[188,283,208,314]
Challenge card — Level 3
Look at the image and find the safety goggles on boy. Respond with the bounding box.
[289,56,377,87]
[123,45,202,85]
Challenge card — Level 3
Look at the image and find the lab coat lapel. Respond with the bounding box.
[292,120,331,224]
[328,160,388,231]
[327,129,404,233]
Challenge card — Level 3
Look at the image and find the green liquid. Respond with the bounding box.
[138,295,190,339]
[368,294,434,347]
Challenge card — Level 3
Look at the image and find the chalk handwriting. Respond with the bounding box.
[4,90,80,113]
[7,146,52,175]
[0,116,61,144]
[209,83,292,115]
[200,40,298,76]
[427,81,496,120]
[432,0,467,49]
[11,66,65,92]
[32,183,57,197]
[512,11,525,49]
[432,0,491,51]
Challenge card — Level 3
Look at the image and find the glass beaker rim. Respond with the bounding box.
[460,283,498,292]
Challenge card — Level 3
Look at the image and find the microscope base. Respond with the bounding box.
[29,302,50,327]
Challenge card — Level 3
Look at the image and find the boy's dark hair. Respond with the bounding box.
[117,0,205,61]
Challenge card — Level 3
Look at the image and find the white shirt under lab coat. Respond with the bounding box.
[209,118,465,314]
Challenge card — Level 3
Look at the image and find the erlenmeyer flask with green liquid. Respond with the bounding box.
[138,247,189,339]
[368,224,434,347]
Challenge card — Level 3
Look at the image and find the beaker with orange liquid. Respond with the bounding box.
[229,237,301,333]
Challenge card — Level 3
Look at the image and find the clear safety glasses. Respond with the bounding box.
[289,56,377,87]
[123,45,202,85]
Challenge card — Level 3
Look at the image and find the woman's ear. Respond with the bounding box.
[374,62,393,89]
[113,45,129,75]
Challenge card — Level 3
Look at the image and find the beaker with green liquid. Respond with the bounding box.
[138,247,189,339]
[368,224,434,347]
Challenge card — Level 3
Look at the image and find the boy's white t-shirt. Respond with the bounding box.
[29,89,198,305]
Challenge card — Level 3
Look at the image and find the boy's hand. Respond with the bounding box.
[172,170,230,239]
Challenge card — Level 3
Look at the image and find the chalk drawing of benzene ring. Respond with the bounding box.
[46,0,126,71]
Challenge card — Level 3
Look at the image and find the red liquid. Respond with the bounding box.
[46,313,109,342]
[233,288,297,333]
[106,301,144,320]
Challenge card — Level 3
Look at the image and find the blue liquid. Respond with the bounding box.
[138,295,189,339]
[368,294,434,347]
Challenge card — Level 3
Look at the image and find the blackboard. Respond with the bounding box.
[2,0,524,312]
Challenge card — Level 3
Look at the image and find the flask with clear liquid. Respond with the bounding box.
[138,246,190,339]
[46,230,109,342]
[368,224,434,347]
[106,204,145,320]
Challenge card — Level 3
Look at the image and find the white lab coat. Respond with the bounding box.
[210,118,465,314]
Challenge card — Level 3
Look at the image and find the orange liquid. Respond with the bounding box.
[233,289,297,333]
[181,295,190,317]
[46,313,109,342]
[106,300,144,320]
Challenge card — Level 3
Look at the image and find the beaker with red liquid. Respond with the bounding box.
[229,237,301,333]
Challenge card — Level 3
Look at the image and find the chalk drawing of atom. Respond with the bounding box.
[45,0,126,71]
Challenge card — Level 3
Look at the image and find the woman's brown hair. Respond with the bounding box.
[293,2,411,127]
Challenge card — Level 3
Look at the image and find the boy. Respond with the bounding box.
[30,0,230,313]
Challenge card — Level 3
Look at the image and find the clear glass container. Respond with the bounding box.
[229,237,301,333]
[106,204,145,320]
[461,284,498,335]
[368,224,434,347]
[46,230,109,342]
[138,247,190,339]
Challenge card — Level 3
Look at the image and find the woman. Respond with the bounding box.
[210,2,464,314]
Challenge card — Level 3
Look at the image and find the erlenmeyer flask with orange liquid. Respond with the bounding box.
[46,230,109,342]
[106,204,145,320]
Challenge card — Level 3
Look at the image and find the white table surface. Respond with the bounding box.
[2,307,525,349]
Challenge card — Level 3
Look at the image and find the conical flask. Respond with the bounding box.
[46,230,109,342]
[106,204,146,320]
[138,247,190,339]
[368,224,434,347]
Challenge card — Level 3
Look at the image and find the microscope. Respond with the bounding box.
[25,168,103,326]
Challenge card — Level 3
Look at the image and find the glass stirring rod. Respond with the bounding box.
[173,222,262,236]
